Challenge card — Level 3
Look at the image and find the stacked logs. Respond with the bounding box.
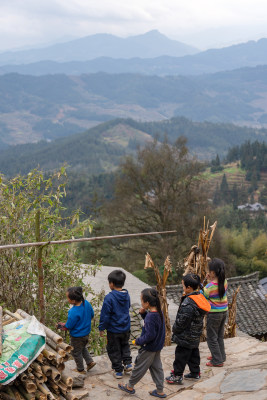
[1,309,78,400]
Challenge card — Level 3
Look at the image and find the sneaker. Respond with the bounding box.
[124,364,133,373]
[184,372,201,380]
[114,371,124,379]
[207,356,212,360]
[73,369,86,375]
[87,361,96,371]
[206,361,224,367]
[165,374,183,385]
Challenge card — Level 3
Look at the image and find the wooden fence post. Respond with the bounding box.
[35,211,45,324]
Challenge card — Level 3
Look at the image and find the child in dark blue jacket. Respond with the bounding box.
[58,287,96,374]
[99,270,132,378]
[118,288,166,398]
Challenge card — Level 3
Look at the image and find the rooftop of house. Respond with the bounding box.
[237,202,265,211]
[166,271,267,338]
[260,277,267,294]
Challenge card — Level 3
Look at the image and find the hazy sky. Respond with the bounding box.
[1,0,267,52]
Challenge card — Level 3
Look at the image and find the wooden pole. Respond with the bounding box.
[0,230,177,251]
[36,211,45,324]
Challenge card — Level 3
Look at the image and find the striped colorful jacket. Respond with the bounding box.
[203,280,228,312]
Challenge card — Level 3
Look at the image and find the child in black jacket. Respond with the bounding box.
[166,274,211,385]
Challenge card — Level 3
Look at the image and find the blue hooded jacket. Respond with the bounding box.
[65,299,94,337]
[99,289,131,333]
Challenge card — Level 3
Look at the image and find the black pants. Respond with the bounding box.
[70,335,94,372]
[173,346,200,376]
[106,331,132,372]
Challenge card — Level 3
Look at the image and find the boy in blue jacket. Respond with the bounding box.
[99,269,132,378]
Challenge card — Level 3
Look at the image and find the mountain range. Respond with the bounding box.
[1,37,267,76]
[0,117,266,177]
[0,31,198,66]
[1,65,267,148]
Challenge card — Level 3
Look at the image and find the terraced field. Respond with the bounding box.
[203,163,267,198]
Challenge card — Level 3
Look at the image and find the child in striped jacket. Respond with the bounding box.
[203,258,228,367]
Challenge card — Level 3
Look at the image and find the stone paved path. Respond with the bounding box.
[68,335,267,400]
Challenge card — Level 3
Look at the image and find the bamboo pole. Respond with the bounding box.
[42,348,56,361]
[17,386,34,400]
[21,379,37,394]
[36,383,56,400]
[3,310,23,320]
[11,387,23,400]
[60,372,73,387]
[50,366,61,382]
[16,309,63,344]
[36,353,44,363]
[57,343,72,353]
[5,388,16,400]
[3,318,16,326]
[35,391,47,400]
[41,365,52,377]
[0,231,177,251]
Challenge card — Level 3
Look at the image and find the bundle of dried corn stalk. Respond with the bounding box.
[224,286,240,338]
[184,218,217,282]
[183,218,239,340]
[144,253,172,346]
[0,309,78,400]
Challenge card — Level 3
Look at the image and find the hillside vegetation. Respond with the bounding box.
[2,66,267,146]
[0,117,266,177]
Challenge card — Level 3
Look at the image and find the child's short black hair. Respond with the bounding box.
[182,274,201,291]
[108,270,126,288]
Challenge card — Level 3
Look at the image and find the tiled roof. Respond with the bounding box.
[166,272,267,337]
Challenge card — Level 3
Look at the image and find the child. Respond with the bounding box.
[118,288,166,398]
[99,269,132,378]
[203,258,228,367]
[166,274,210,385]
[58,286,96,374]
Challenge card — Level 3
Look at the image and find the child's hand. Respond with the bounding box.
[57,322,67,331]
[139,308,146,314]
[99,331,105,337]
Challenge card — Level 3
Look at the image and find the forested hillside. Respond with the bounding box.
[2,66,267,147]
[0,117,266,177]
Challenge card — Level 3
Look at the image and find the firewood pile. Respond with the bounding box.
[0,309,78,400]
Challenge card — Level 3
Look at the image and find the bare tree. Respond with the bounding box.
[101,137,208,270]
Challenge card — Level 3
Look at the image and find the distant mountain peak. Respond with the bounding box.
[0,30,199,65]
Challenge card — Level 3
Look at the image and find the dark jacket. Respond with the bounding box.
[99,289,131,333]
[172,291,211,349]
[136,311,165,352]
